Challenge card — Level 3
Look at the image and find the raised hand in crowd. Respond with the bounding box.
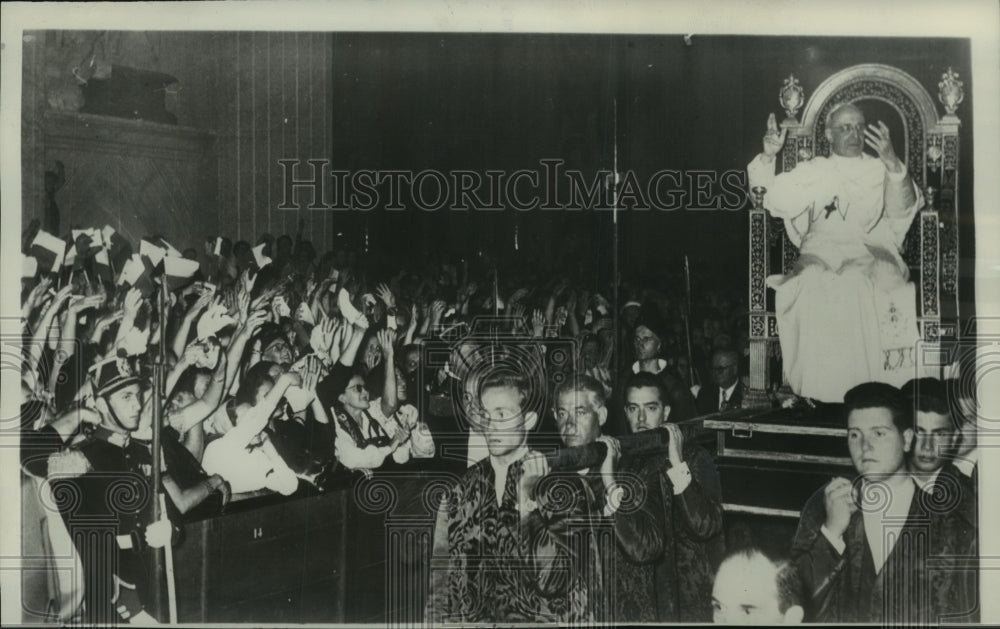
[112,287,147,356]
[587,366,614,400]
[284,353,327,424]
[417,300,432,337]
[377,329,401,418]
[27,283,75,373]
[22,276,53,325]
[166,345,229,437]
[234,286,251,326]
[375,282,396,309]
[219,307,268,394]
[335,314,370,368]
[552,306,569,337]
[88,309,123,345]
[236,267,255,301]
[531,309,545,339]
[507,287,529,309]
[172,286,215,360]
[377,328,396,360]
[310,315,343,364]
[429,300,447,331]
[508,303,526,328]
[251,284,280,315]
[404,302,420,345]
[51,292,104,377]
[182,337,222,371]
[298,354,324,395]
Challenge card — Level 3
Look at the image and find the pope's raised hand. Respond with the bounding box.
[864,121,902,172]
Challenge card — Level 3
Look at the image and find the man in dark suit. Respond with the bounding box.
[901,377,977,527]
[621,372,726,621]
[696,348,743,415]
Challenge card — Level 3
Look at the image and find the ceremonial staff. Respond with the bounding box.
[683,255,698,387]
[612,99,620,360]
[150,273,178,622]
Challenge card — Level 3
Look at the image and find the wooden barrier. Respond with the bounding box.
[171,465,460,624]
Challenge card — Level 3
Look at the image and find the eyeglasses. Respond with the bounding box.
[469,408,525,426]
[346,383,366,393]
[831,123,866,135]
[711,364,737,372]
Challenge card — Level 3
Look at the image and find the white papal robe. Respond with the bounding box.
[747,152,923,402]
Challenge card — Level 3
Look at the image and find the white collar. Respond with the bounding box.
[720,381,738,400]
[914,467,944,493]
[861,474,915,520]
[830,152,862,161]
[632,359,667,374]
[953,450,977,478]
[829,152,871,164]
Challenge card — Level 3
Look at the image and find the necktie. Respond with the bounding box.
[719,392,728,412]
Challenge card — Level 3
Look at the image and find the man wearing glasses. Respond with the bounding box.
[746,103,923,403]
[696,348,744,415]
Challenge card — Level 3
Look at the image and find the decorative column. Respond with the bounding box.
[746,185,773,409]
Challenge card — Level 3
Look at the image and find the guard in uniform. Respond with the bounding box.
[44,357,173,624]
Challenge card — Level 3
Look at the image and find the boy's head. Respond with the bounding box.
[477,371,539,459]
[844,382,914,478]
[901,377,959,474]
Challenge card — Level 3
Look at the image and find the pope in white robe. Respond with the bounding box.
[747,105,923,402]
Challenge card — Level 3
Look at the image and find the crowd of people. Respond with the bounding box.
[17,212,979,624]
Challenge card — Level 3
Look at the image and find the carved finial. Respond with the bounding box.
[751,186,767,210]
[924,186,936,211]
[938,67,964,116]
[779,74,804,122]
[926,144,943,173]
